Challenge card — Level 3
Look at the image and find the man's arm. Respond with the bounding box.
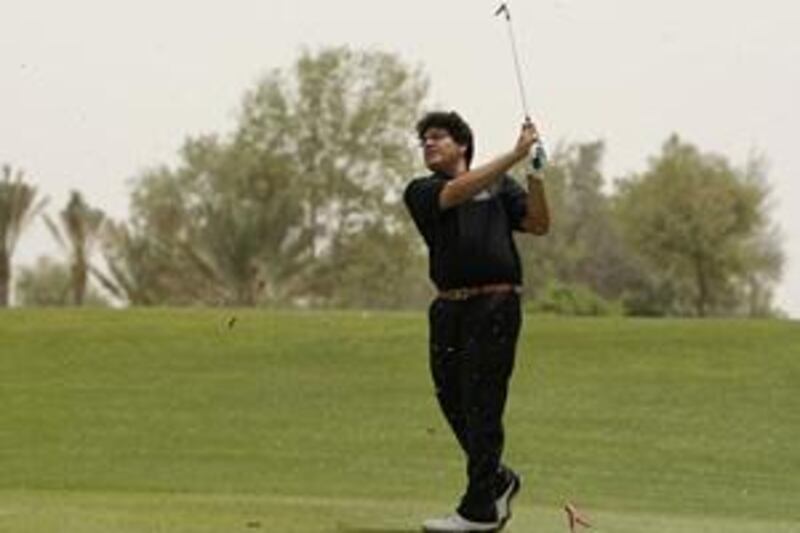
[439,122,538,210]
[520,172,550,235]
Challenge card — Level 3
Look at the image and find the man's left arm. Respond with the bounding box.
[519,173,550,235]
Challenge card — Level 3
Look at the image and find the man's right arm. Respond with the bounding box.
[438,121,539,210]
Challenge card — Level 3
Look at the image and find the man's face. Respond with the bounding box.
[421,127,467,173]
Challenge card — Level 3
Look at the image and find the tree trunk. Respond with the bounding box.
[73,258,87,306]
[0,250,10,307]
[237,267,259,307]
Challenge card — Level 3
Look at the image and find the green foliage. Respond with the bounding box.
[615,135,783,316]
[236,47,430,304]
[7,50,786,315]
[123,47,429,307]
[94,220,179,306]
[517,141,642,314]
[44,191,105,306]
[14,256,109,307]
[517,136,784,317]
[125,137,311,305]
[526,279,623,316]
[0,164,48,307]
[308,220,432,309]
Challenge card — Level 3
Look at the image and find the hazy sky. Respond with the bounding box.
[3,0,799,315]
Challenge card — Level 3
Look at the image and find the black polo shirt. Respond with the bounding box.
[404,173,528,291]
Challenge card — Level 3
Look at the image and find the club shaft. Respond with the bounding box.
[503,7,530,120]
[497,2,547,172]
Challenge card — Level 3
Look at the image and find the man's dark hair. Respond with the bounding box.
[416,111,474,168]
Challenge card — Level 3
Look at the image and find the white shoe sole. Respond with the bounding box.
[422,513,500,532]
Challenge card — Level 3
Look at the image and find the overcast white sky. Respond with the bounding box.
[2,0,799,315]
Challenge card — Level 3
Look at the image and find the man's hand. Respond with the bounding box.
[514,119,540,160]
[438,119,541,210]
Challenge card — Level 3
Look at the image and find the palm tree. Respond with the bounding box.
[94,219,199,306]
[0,165,48,307]
[44,191,105,306]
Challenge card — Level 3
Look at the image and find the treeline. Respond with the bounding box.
[0,47,784,316]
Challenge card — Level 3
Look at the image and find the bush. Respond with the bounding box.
[526,280,623,316]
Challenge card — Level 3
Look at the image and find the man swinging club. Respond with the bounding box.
[404,112,550,532]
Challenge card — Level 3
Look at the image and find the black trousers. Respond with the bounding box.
[428,291,522,522]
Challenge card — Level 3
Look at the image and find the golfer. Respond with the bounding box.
[404,111,549,532]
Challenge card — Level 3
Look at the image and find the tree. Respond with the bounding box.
[614,135,783,317]
[44,191,105,306]
[237,47,429,262]
[94,220,177,306]
[0,165,47,307]
[126,135,312,306]
[126,46,429,307]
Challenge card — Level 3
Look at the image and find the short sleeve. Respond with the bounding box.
[500,176,528,232]
[403,177,446,243]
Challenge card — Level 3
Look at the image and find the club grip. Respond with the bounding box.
[531,142,547,172]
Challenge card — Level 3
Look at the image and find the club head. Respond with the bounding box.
[494,3,510,18]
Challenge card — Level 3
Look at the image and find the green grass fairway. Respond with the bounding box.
[1,309,799,532]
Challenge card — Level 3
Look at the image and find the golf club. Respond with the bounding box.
[495,2,548,171]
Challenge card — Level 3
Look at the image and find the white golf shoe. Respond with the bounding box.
[422,513,499,532]
[495,470,522,529]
